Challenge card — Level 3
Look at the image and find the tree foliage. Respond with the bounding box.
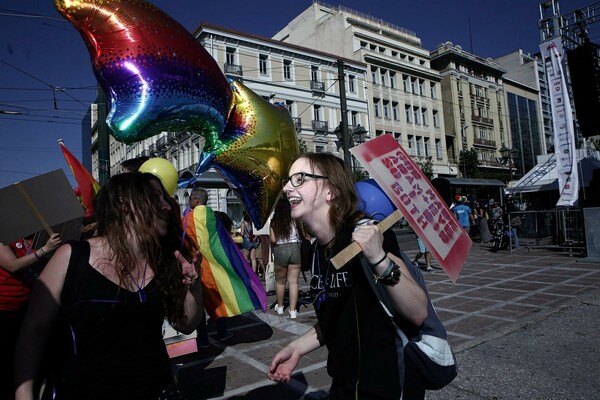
[458,149,480,178]
[414,156,434,180]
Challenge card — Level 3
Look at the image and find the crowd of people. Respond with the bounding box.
[450,194,523,251]
[3,151,465,399]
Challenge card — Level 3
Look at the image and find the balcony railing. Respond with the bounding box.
[312,119,328,132]
[473,137,496,147]
[472,115,494,125]
[224,63,243,76]
[310,80,325,93]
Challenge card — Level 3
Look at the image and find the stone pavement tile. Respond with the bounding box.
[485,303,544,319]
[466,287,529,300]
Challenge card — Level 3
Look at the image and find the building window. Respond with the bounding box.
[315,144,325,153]
[351,111,358,127]
[430,82,437,99]
[424,137,430,157]
[416,136,423,156]
[374,98,381,118]
[311,65,319,81]
[314,104,322,121]
[403,75,410,92]
[413,106,420,124]
[390,72,397,89]
[421,108,428,126]
[405,104,412,123]
[348,75,356,93]
[380,69,387,87]
[383,101,390,119]
[371,67,378,84]
[226,47,236,65]
[392,102,399,120]
[418,79,425,96]
[435,139,442,159]
[432,110,440,128]
[407,135,415,155]
[411,77,417,94]
[283,59,292,80]
[259,54,268,75]
[376,129,384,137]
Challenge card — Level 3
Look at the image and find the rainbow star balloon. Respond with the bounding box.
[54,0,299,227]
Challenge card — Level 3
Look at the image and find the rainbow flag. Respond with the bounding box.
[59,139,101,218]
[184,205,266,318]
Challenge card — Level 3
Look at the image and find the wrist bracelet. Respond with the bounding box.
[375,259,395,282]
[34,251,43,260]
[39,247,48,256]
[370,252,388,268]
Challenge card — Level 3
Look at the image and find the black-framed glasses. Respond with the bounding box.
[282,172,328,188]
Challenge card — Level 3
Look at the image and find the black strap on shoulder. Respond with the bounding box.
[61,240,91,310]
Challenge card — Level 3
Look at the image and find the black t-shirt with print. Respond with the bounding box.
[310,226,404,399]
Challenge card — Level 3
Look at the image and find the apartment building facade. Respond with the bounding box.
[430,42,510,178]
[495,50,551,155]
[272,2,453,177]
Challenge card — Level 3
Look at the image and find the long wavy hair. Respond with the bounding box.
[298,152,365,241]
[271,196,294,241]
[95,173,197,325]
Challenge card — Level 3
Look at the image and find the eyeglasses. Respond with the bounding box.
[282,172,328,188]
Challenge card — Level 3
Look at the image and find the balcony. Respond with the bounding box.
[157,136,167,149]
[472,115,494,125]
[312,119,328,133]
[474,137,496,147]
[310,80,325,93]
[224,63,243,76]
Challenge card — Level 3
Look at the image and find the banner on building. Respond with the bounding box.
[540,38,579,207]
[351,134,471,282]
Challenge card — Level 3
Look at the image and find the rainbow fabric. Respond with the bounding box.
[184,206,266,318]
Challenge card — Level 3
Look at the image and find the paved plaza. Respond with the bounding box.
[170,236,600,399]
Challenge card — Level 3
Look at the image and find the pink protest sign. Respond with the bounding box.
[351,134,471,282]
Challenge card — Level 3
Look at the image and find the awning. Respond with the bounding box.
[507,150,600,194]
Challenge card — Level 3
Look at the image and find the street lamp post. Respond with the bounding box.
[499,145,520,182]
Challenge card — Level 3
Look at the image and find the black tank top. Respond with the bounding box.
[49,241,171,400]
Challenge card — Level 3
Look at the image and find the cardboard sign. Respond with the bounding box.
[351,134,471,282]
[0,170,84,245]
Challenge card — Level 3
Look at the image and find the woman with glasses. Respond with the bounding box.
[268,152,428,399]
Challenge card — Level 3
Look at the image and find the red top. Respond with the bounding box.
[0,239,38,311]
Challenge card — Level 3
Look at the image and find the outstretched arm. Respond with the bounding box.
[0,233,61,274]
[267,325,322,383]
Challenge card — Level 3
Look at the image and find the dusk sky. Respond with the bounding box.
[0,0,596,189]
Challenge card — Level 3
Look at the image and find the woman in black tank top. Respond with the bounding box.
[14,173,204,400]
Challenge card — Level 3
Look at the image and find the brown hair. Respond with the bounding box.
[298,153,365,241]
[95,172,196,324]
[271,196,293,240]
